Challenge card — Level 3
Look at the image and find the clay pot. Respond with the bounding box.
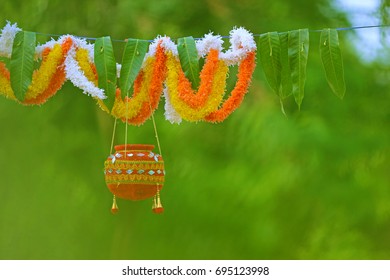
[104,144,164,200]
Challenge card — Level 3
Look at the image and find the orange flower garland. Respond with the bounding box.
[125,43,167,125]
[176,49,220,109]
[164,28,257,123]
[165,51,228,121]
[205,51,256,123]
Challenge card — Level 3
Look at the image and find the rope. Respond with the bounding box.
[34,24,390,43]
[150,109,162,156]
[109,118,117,154]
[125,92,129,155]
[146,88,162,156]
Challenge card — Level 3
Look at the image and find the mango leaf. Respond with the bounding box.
[10,31,36,102]
[288,29,309,109]
[320,28,346,99]
[94,36,117,110]
[259,32,282,96]
[177,36,200,89]
[119,39,148,98]
[278,32,293,99]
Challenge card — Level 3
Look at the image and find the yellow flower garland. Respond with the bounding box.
[24,44,64,100]
[0,63,15,100]
[165,52,228,121]
[76,48,96,83]
[111,56,155,120]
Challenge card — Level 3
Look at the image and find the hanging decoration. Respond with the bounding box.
[0,21,257,125]
[104,144,165,214]
[0,20,351,118]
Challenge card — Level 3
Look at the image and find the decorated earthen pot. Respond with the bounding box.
[104,144,165,201]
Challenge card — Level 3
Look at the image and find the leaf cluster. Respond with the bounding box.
[259,28,345,113]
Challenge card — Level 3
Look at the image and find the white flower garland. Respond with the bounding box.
[0,21,21,58]
[196,32,224,58]
[163,86,182,124]
[64,36,106,99]
[220,27,257,65]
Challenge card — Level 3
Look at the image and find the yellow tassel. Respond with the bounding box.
[152,189,164,214]
[111,195,119,214]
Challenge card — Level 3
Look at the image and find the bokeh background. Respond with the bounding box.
[0,0,389,259]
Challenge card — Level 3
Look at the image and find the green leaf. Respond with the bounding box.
[119,39,148,98]
[177,36,200,89]
[288,29,309,109]
[10,31,36,102]
[259,32,282,96]
[94,36,117,110]
[278,32,293,99]
[320,28,346,99]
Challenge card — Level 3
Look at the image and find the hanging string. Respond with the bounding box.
[33,24,390,43]
[311,24,390,32]
[125,94,129,155]
[150,108,162,156]
[146,92,163,156]
[109,118,117,154]
[124,116,128,153]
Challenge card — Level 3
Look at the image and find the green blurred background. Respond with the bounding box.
[0,0,389,259]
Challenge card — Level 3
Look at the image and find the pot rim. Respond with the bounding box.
[114,144,155,151]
